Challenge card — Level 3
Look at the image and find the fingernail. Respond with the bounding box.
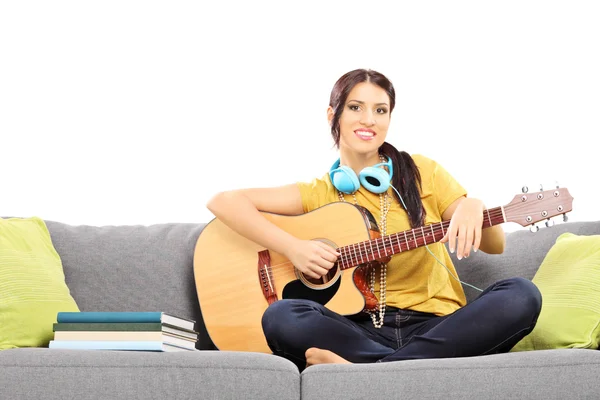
[474,248,478,252]
[457,254,462,260]
[450,248,454,253]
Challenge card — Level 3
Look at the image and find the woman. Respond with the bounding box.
[207,68,542,370]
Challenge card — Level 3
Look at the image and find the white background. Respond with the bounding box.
[1,1,598,233]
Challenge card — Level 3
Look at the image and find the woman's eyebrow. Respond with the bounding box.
[347,100,389,106]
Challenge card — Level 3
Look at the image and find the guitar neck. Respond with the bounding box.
[336,206,505,270]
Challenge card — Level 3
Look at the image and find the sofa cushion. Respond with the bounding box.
[0,217,79,349]
[0,348,300,400]
[300,349,600,400]
[512,233,600,351]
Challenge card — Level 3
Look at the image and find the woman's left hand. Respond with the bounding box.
[440,197,485,260]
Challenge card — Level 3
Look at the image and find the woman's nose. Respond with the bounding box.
[360,111,376,126]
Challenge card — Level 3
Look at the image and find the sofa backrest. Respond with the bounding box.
[452,220,600,303]
[45,220,216,350]
[44,218,600,350]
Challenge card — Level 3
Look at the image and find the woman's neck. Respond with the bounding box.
[339,151,381,175]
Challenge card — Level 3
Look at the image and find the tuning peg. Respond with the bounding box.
[530,224,539,233]
[522,186,529,193]
[563,214,569,223]
[545,219,555,228]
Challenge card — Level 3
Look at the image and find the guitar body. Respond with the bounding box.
[193,202,380,353]
[193,186,574,354]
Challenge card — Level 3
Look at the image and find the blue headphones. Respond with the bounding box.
[329,156,394,194]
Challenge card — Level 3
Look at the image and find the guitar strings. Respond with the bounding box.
[266,208,505,275]
[336,208,505,267]
[265,194,560,292]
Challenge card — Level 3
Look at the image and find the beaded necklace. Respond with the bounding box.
[336,155,391,328]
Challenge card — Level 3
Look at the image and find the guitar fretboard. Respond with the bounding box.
[336,206,505,270]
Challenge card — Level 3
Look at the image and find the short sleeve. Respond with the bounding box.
[431,160,467,215]
[296,174,335,213]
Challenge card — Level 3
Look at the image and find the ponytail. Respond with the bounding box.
[380,142,425,228]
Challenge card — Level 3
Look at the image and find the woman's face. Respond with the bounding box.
[331,82,391,156]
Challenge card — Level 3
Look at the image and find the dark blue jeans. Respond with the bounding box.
[261,277,542,370]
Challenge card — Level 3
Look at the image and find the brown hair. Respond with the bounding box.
[329,69,425,227]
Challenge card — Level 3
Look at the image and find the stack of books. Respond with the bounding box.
[48,311,199,352]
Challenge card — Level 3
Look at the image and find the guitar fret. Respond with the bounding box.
[340,246,348,269]
[362,241,368,263]
[441,222,445,237]
[421,226,426,245]
[430,225,435,241]
[368,239,375,261]
[388,235,394,254]
[352,244,359,265]
[375,238,382,258]
[404,231,410,250]
[412,229,418,248]
[358,243,364,264]
[486,209,493,228]
[395,233,401,253]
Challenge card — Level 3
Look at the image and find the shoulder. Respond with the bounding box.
[296,173,338,212]
[296,173,333,193]
[410,154,440,176]
[297,172,331,187]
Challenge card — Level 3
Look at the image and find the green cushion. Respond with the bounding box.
[512,232,600,352]
[0,217,79,350]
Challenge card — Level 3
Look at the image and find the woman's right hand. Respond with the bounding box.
[285,239,340,279]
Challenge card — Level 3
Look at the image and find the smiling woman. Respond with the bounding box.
[204,68,541,371]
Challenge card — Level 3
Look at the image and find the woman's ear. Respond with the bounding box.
[327,106,334,126]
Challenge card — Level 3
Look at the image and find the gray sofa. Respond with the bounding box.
[1,218,599,400]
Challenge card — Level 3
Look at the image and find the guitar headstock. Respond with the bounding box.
[504,186,573,229]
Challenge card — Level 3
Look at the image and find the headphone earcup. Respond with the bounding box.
[331,165,361,194]
[359,166,391,194]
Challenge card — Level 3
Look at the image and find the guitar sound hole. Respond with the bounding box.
[303,268,338,286]
[282,279,340,306]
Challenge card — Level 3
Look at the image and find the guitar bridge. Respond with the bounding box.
[258,250,278,305]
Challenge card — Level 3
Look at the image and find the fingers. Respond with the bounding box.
[461,225,474,259]
[302,242,338,279]
[455,224,467,259]
[439,232,448,243]
[314,242,339,264]
[446,222,477,260]
[316,241,340,258]
[305,264,330,280]
[473,228,482,253]
[446,221,458,255]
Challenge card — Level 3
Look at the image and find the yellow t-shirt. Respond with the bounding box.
[296,154,468,316]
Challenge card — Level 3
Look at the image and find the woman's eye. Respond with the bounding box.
[348,104,360,111]
[377,108,388,114]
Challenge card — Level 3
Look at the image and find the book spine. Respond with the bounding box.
[56,312,162,323]
[53,322,164,331]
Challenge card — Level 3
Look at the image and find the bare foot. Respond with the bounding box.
[305,347,351,367]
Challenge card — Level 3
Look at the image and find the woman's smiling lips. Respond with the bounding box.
[354,128,376,141]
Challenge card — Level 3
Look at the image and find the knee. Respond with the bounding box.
[261,299,319,341]
[502,277,542,320]
[261,299,293,337]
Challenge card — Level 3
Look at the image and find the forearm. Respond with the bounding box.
[479,224,506,254]
[207,191,299,256]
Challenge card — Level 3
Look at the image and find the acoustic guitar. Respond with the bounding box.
[193,188,573,353]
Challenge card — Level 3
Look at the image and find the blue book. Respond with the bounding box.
[56,312,195,331]
[48,340,196,352]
